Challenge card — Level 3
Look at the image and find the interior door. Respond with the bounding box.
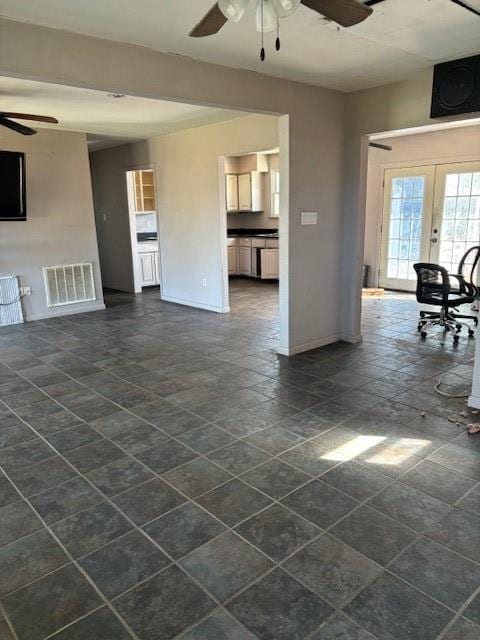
[431,162,480,274]
[379,166,435,291]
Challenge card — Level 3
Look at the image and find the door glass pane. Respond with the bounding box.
[438,171,480,273]
[385,175,426,281]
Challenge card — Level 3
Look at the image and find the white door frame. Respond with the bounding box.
[125,163,163,295]
[431,161,480,271]
[379,165,436,291]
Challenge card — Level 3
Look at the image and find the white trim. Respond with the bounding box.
[161,294,229,313]
[468,393,480,410]
[277,333,341,356]
[341,333,363,344]
[26,302,106,322]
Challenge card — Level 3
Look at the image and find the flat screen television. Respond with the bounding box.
[0,151,26,221]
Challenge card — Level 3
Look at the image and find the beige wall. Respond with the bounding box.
[364,125,480,286]
[2,16,350,354]
[0,128,104,321]
[343,69,442,337]
[90,114,279,310]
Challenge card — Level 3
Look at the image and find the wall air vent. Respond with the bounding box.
[0,276,24,326]
[43,263,95,307]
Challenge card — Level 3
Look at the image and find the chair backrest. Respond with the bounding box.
[458,246,480,289]
[413,263,449,306]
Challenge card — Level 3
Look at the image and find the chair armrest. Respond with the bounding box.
[451,273,475,297]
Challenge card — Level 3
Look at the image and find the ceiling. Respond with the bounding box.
[0,0,479,91]
[0,78,247,149]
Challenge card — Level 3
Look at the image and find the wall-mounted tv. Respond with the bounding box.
[0,151,26,221]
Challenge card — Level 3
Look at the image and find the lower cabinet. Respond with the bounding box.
[238,246,252,276]
[139,251,159,286]
[227,244,238,275]
[227,237,279,279]
[260,249,279,279]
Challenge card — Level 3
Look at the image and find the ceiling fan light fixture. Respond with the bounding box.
[218,0,250,22]
[256,0,277,33]
[271,0,301,18]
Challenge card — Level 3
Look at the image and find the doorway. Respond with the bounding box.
[222,149,280,328]
[379,161,480,291]
[125,167,162,294]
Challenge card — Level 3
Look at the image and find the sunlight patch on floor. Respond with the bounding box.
[321,436,386,462]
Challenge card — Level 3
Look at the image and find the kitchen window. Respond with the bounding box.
[271,169,280,218]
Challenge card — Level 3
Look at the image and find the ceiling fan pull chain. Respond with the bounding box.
[276,16,280,51]
[260,0,266,60]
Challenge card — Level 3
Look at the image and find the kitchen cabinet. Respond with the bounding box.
[260,249,279,279]
[238,246,252,276]
[133,170,156,213]
[225,172,263,212]
[227,243,238,275]
[238,173,252,211]
[225,174,239,212]
[138,241,160,286]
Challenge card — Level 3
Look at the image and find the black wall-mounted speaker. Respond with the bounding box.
[431,55,480,118]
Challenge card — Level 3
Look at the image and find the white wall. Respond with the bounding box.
[364,125,480,286]
[0,128,104,320]
[90,114,279,311]
[0,18,346,355]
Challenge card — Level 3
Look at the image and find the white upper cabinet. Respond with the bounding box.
[225,174,239,212]
[238,174,252,211]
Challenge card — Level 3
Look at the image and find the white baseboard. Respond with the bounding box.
[341,333,363,344]
[161,295,229,314]
[26,302,106,322]
[277,333,341,356]
[468,393,480,409]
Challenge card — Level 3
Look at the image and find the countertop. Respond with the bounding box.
[137,233,158,243]
[227,228,279,239]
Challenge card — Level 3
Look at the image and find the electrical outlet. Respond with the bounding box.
[202,278,207,287]
[20,286,31,296]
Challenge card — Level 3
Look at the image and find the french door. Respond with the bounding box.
[379,161,480,291]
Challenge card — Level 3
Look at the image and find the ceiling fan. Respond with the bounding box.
[190,0,373,59]
[0,112,59,136]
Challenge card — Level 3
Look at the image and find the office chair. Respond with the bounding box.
[413,263,476,343]
[449,245,480,325]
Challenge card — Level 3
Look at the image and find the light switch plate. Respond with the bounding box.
[301,211,318,225]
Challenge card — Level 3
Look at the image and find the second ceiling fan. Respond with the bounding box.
[190,0,373,59]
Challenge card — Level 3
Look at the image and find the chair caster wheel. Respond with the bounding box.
[453,335,460,344]
[421,331,427,339]
[469,330,475,337]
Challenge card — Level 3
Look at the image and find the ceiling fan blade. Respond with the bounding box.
[301,0,373,26]
[190,3,228,37]
[0,116,36,135]
[0,112,59,123]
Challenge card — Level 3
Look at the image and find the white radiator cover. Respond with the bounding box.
[0,276,24,327]
[43,263,96,307]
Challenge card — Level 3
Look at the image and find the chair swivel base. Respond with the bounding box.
[418,309,475,343]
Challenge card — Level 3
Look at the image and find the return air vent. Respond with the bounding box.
[43,263,95,307]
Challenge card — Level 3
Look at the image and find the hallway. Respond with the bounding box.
[0,283,479,640]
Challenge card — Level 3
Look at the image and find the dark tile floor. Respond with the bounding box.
[1,278,480,639]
